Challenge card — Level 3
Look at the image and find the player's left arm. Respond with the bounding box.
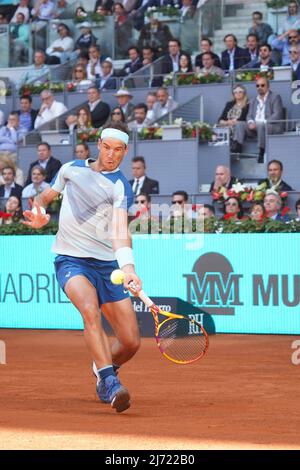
[111,206,142,291]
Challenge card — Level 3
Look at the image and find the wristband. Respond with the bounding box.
[115,247,134,269]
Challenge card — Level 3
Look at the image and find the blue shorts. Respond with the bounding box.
[54,255,129,306]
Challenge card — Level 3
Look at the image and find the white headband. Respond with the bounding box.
[101,128,129,145]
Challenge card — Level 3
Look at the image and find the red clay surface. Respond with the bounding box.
[0,329,299,449]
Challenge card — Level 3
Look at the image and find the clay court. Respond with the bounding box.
[0,329,299,450]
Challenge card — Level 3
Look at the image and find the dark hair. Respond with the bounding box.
[134,103,147,113]
[268,159,283,171]
[132,156,146,167]
[128,46,140,54]
[203,203,215,214]
[9,111,19,119]
[201,37,213,46]
[2,166,16,176]
[136,192,151,203]
[224,34,238,43]
[76,142,90,152]
[87,85,100,94]
[37,141,51,150]
[179,53,193,72]
[57,23,71,35]
[172,190,188,202]
[202,51,214,60]
[20,95,32,103]
[169,38,181,48]
[247,33,259,41]
[110,106,126,123]
[252,11,263,19]
[259,43,272,52]
[31,165,47,177]
[223,196,244,218]
[295,198,300,210]
[102,121,130,137]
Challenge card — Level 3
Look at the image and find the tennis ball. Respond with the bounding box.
[32,206,46,215]
[110,269,125,285]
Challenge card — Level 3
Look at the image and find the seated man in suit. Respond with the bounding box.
[67,87,111,129]
[259,159,293,191]
[129,156,159,195]
[233,77,284,163]
[263,191,290,221]
[221,34,251,70]
[0,166,23,199]
[209,165,239,192]
[161,39,189,75]
[15,95,38,132]
[24,142,62,186]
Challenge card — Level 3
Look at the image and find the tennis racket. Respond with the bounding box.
[129,283,209,365]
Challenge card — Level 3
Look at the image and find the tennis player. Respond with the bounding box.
[23,122,141,413]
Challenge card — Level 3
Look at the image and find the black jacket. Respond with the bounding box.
[258,178,293,192]
[209,176,239,193]
[16,109,38,132]
[0,183,23,199]
[90,101,111,128]
[129,176,160,195]
[25,156,62,186]
[194,52,221,69]
[221,47,251,70]
[218,101,249,123]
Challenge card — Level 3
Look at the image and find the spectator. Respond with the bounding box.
[0,113,26,152]
[194,37,222,70]
[129,156,159,195]
[113,2,133,58]
[249,202,266,222]
[137,15,173,57]
[279,1,300,34]
[245,33,260,62]
[243,43,276,70]
[9,12,30,65]
[86,45,109,82]
[133,191,152,220]
[178,53,193,73]
[170,190,190,220]
[221,34,251,70]
[271,29,300,66]
[259,159,293,191]
[294,198,300,220]
[233,77,284,162]
[128,103,149,131]
[98,59,117,90]
[289,45,300,79]
[199,52,224,77]
[86,86,110,128]
[74,22,98,56]
[119,0,137,13]
[248,11,273,45]
[95,5,111,15]
[142,45,155,66]
[77,51,90,69]
[0,196,22,225]
[24,142,62,186]
[119,46,143,76]
[161,39,189,74]
[0,153,24,186]
[75,142,90,160]
[66,106,93,132]
[0,167,23,199]
[263,191,290,221]
[209,165,239,192]
[45,23,74,64]
[197,203,215,220]
[0,14,8,25]
[152,86,178,120]
[110,106,126,123]
[114,88,135,122]
[218,84,249,153]
[17,50,50,90]
[75,6,88,18]
[70,64,93,91]
[31,0,55,21]
[93,0,114,14]
[15,95,38,132]
[222,196,244,221]
[34,90,68,129]
[22,165,49,198]
[128,0,150,31]
[145,91,157,123]
[180,0,196,20]
[10,0,30,23]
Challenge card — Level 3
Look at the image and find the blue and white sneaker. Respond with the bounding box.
[92,362,110,404]
[103,375,131,413]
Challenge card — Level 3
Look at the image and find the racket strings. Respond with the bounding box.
[157,318,207,363]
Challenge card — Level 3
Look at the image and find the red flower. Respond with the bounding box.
[223,213,236,220]
[0,211,12,219]
[246,190,254,202]
[226,189,235,197]
[211,191,220,200]
[281,206,291,216]
[280,191,288,199]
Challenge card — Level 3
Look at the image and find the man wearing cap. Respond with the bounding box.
[23,122,141,414]
[74,22,98,56]
[114,88,135,122]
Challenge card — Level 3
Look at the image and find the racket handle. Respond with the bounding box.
[128,281,154,309]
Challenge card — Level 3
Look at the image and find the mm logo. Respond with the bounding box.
[183,252,243,315]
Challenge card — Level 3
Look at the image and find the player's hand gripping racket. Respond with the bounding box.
[129,281,209,365]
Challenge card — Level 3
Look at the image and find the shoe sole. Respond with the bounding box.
[111,388,131,413]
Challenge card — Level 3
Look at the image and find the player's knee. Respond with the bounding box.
[81,303,100,329]
[125,335,141,354]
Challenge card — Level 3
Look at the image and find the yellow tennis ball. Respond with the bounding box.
[110,269,125,285]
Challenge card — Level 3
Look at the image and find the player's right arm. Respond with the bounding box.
[23,187,60,229]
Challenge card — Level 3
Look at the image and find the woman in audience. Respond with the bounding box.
[0,196,22,225]
[178,53,193,74]
[70,64,93,90]
[222,196,244,221]
[22,165,49,198]
[0,153,24,186]
[218,85,249,153]
[110,106,126,123]
[75,142,90,160]
[66,106,93,132]
[249,202,266,222]
[75,6,88,18]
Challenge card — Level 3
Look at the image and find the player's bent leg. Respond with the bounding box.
[101,297,141,367]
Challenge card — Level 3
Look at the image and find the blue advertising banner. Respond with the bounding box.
[0,234,300,334]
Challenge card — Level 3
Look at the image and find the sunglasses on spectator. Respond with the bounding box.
[225,202,238,206]
[136,199,147,204]
[75,68,84,72]
[172,200,184,205]
[256,83,266,88]
[288,35,298,39]
[112,111,121,115]
[289,50,298,53]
